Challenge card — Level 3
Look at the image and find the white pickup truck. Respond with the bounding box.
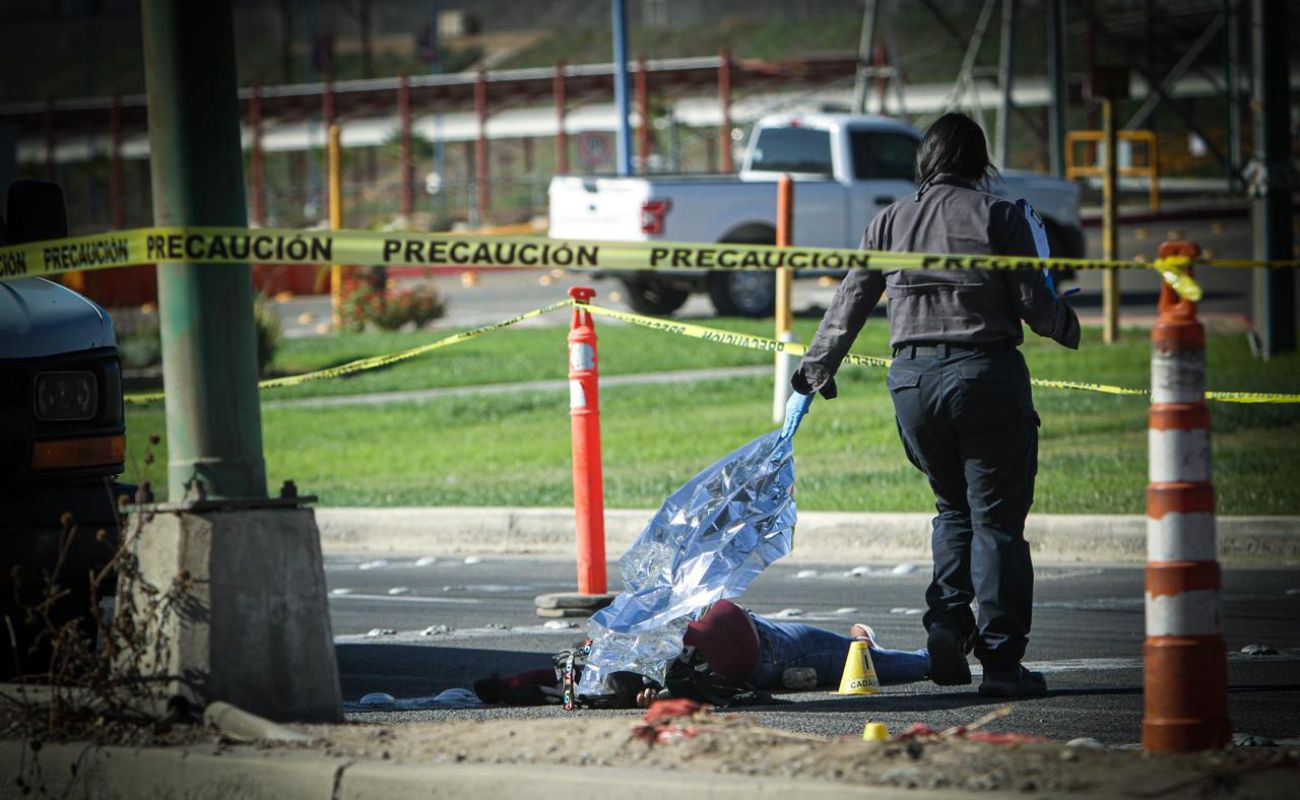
[549,113,1083,316]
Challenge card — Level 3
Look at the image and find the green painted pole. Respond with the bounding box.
[142,0,267,500]
[1046,0,1067,178]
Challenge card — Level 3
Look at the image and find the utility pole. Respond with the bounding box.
[1250,0,1295,357]
[1091,65,1130,345]
[995,0,1017,168]
[145,2,265,499]
[1102,96,1120,344]
[1223,0,1241,191]
[132,0,341,722]
[852,0,880,114]
[611,0,633,176]
[1046,0,1067,177]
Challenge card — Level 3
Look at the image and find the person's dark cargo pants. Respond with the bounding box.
[887,344,1039,670]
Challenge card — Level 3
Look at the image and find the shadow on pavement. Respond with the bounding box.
[336,643,553,700]
[749,681,1300,715]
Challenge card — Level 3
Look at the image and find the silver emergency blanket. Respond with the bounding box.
[577,429,796,696]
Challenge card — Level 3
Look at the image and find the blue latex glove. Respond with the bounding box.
[781,391,813,439]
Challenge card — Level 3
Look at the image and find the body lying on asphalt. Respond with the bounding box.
[473,599,931,709]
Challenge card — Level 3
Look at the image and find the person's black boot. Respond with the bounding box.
[926,627,972,686]
[978,665,1047,698]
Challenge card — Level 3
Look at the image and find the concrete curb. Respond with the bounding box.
[0,740,1044,800]
[315,507,1300,565]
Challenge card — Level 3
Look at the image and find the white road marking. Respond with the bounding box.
[328,593,480,605]
[1018,649,1300,675]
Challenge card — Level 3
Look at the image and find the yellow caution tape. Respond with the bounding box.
[1200,258,1300,270]
[0,225,1208,300]
[124,299,572,405]
[1204,391,1300,403]
[1154,256,1202,303]
[123,297,1300,405]
[579,302,1300,404]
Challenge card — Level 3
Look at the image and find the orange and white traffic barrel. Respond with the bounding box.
[1142,240,1231,752]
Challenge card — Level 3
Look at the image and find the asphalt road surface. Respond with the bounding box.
[327,555,1300,746]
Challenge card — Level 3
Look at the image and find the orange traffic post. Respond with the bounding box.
[771,174,797,423]
[567,286,607,596]
[1143,240,1231,752]
[533,288,617,617]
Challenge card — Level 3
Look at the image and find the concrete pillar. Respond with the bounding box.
[123,508,342,722]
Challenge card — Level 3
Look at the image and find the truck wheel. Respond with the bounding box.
[621,274,689,316]
[708,272,776,317]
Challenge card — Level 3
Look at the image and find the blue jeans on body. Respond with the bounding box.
[747,614,929,689]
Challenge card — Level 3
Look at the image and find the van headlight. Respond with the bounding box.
[34,371,98,421]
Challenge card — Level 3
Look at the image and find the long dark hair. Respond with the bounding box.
[915,113,1000,185]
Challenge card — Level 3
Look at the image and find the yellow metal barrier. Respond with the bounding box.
[1066,129,1161,210]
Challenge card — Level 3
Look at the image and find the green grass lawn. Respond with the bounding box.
[123,319,1300,514]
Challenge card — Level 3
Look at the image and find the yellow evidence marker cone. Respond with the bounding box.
[837,640,880,695]
[862,722,889,741]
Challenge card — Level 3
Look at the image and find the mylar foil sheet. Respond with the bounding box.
[578,430,796,696]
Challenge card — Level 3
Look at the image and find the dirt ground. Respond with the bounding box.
[296,708,1297,798]
[3,701,1295,798]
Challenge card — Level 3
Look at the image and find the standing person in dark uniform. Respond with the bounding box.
[789,113,1080,698]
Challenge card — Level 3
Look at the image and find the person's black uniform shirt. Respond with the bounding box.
[794,173,1080,399]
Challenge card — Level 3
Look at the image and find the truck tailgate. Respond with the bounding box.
[549,176,650,241]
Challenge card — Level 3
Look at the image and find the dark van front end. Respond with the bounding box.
[0,181,128,679]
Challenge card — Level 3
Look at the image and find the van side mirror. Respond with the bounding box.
[6,180,68,244]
